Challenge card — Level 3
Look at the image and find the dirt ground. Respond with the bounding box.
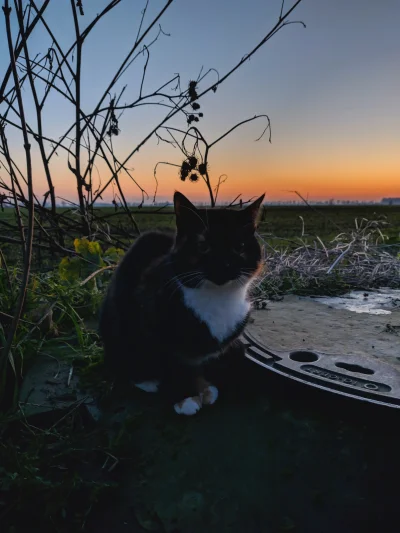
[247,294,400,368]
[85,296,400,533]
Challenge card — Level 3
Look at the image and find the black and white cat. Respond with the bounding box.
[99,191,264,415]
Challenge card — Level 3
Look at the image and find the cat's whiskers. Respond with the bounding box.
[194,274,206,290]
[236,275,249,291]
[169,273,205,299]
[179,272,205,287]
[237,268,262,292]
[164,270,203,290]
[166,270,204,288]
[239,271,265,305]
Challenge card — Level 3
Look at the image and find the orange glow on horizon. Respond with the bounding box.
[46,163,399,204]
[31,134,399,204]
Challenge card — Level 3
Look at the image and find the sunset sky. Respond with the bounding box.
[1,0,399,204]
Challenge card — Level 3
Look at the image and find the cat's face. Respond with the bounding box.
[172,192,265,287]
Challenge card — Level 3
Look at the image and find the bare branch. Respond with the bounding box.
[1,0,35,368]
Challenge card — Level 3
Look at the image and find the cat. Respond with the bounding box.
[99,191,265,415]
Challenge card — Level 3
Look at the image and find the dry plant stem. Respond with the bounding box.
[83,113,141,233]
[112,165,141,235]
[10,32,143,235]
[45,4,178,174]
[0,311,35,326]
[213,174,227,204]
[326,242,353,274]
[81,107,113,187]
[0,128,26,197]
[208,115,271,148]
[28,1,76,106]
[0,247,12,292]
[0,129,26,253]
[0,235,50,251]
[91,1,303,205]
[21,85,56,211]
[97,206,170,219]
[79,265,115,287]
[15,301,57,350]
[0,0,50,99]
[256,216,399,296]
[0,0,305,256]
[1,0,35,368]
[94,1,302,203]
[79,0,175,141]
[50,396,89,430]
[159,115,270,205]
[290,190,343,233]
[14,0,58,242]
[0,105,76,161]
[30,1,124,164]
[228,194,242,207]
[204,155,215,206]
[70,0,88,234]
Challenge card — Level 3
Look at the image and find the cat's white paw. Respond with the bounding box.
[174,396,202,416]
[201,385,218,405]
[134,380,160,393]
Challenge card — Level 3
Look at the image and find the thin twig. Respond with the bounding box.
[0,246,12,292]
[79,265,115,286]
[1,0,35,369]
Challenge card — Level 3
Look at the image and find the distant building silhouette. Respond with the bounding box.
[382,198,400,206]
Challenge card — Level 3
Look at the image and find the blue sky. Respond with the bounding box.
[0,0,398,203]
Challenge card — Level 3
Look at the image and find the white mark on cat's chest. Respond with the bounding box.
[181,280,250,342]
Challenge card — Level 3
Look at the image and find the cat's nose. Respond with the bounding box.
[224,261,230,269]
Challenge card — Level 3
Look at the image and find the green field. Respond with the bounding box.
[1,204,399,258]
[94,204,400,243]
[78,204,400,237]
[2,204,400,234]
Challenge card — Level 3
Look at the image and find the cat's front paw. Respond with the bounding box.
[174,396,202,416]
[201,385,218,405]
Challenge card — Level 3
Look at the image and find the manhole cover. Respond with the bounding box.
[244,293,400,408]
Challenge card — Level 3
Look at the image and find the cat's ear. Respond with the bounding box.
[174,191,197,217]
[174,191,202,232]
[243,194,265,226]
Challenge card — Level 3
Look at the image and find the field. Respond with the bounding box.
[93,204,400,241]
[2,203,400,245]
[1,203,399,291]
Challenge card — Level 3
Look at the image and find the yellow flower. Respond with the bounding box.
[88,241,102,256]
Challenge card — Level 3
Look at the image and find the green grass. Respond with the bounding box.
[89,204,400,241]
[1,204,400,249]
[258,204,400,244]
[0,265,126,532]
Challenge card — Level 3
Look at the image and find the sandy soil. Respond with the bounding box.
[247,295,400,368]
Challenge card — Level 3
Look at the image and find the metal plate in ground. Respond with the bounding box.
[243,294,400,408]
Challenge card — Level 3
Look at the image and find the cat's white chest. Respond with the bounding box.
[181,280,250,342]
